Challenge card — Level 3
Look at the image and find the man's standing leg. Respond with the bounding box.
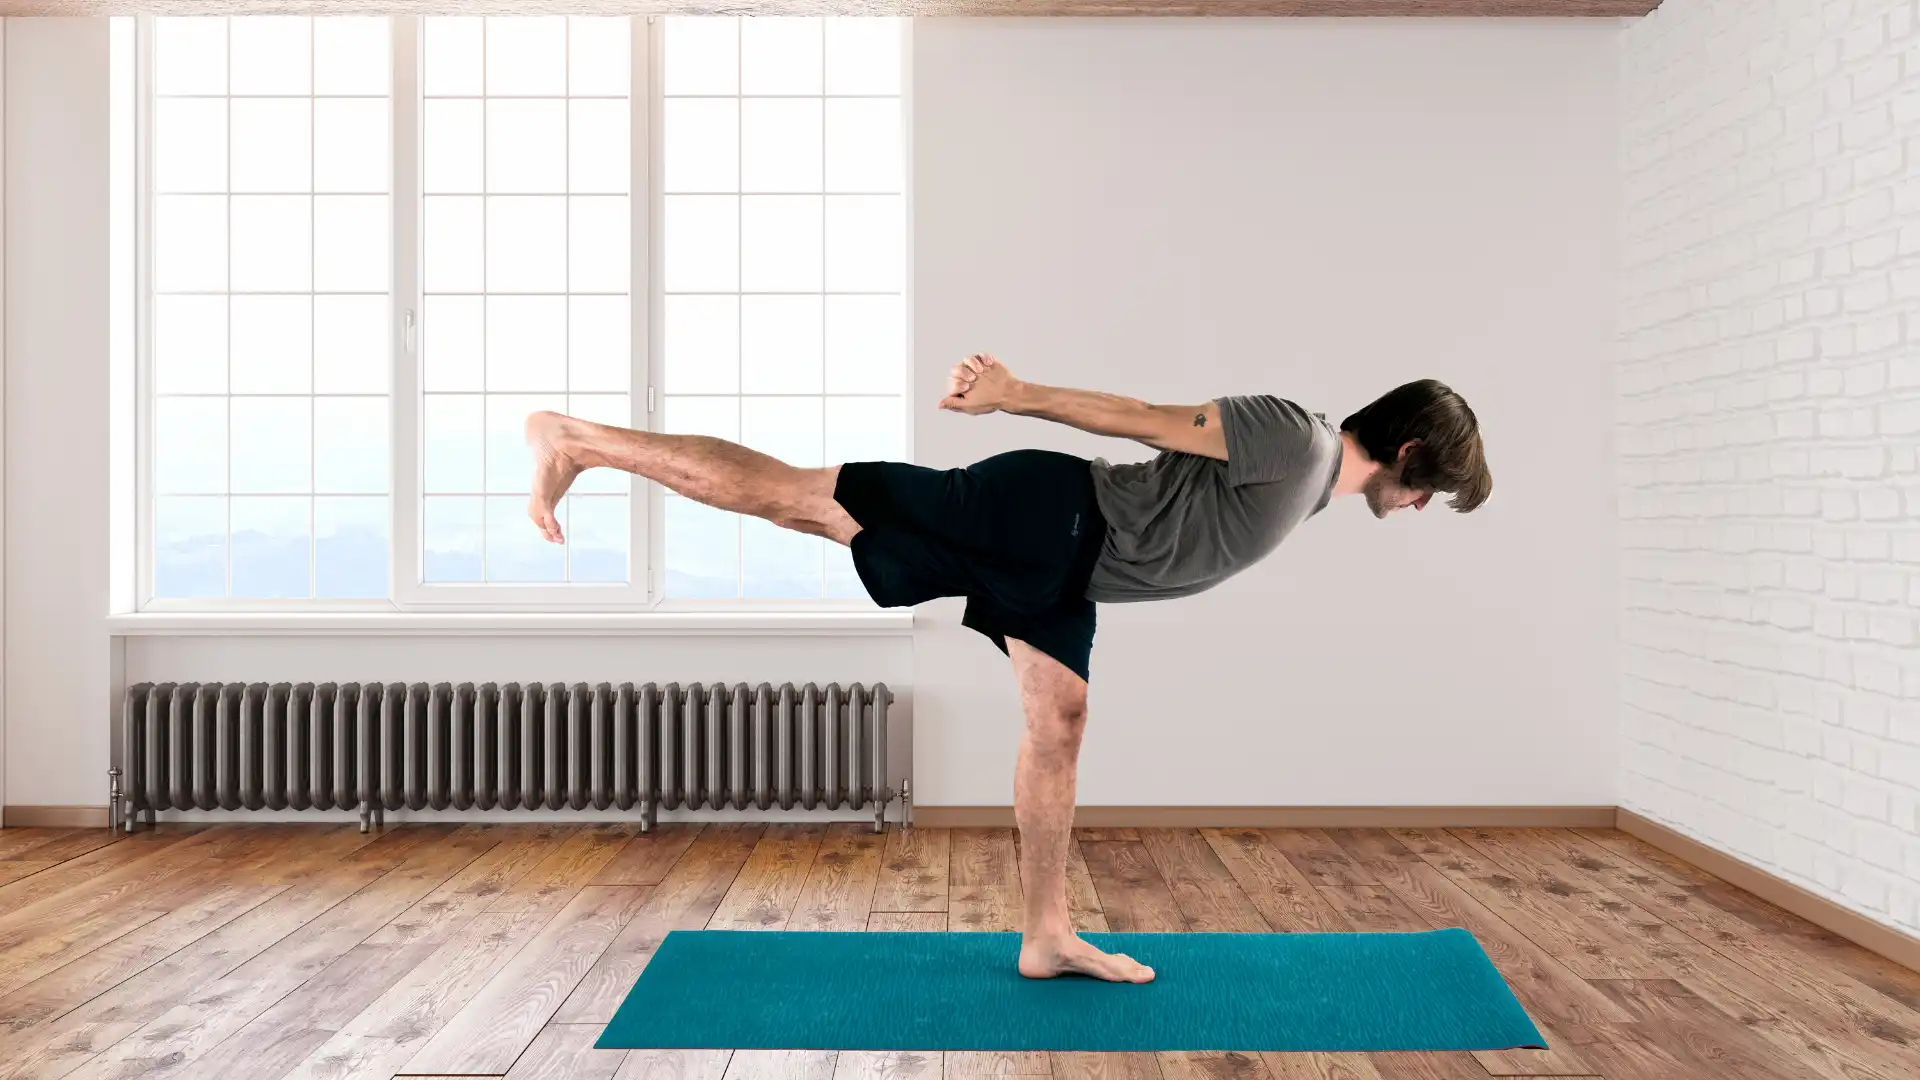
[1006,639,1154,983]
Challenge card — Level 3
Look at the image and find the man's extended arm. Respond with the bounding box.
[938,355,1228,461]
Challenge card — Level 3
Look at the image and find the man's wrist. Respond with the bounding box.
[1003,379,1038,415]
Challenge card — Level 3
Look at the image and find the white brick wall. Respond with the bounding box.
[1621,0,1920,935]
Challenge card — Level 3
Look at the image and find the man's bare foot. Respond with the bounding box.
[1018,933,1155,983]
[525,411,585,544]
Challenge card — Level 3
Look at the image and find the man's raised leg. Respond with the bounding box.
[1006,638,1155,983]
[525,410,859,545]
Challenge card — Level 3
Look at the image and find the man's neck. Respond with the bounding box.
[1331,431,1380,498]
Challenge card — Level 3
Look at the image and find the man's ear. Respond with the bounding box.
[1396,439,1421,464]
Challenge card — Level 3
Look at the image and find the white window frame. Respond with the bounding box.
[128,14,911,615]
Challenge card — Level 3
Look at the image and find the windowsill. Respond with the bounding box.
[105,610,915,637]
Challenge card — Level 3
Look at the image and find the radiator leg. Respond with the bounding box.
[640,796,656,833]
[358,800,371,834]
[143,806,156,829]
[374,804,385,829]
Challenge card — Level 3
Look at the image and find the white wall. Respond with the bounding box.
[1619,0,1920,934]
[5,18,111,812]
[911,17,1622,806]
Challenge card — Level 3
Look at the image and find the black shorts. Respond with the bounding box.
[833,450,1107,682]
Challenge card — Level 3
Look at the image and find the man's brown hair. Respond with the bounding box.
[1339,379,1491,512]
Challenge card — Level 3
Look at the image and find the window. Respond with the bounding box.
[121,14,907,610]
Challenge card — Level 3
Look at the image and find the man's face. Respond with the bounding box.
[1362,466,1433,519]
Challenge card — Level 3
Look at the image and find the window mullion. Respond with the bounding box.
[391,14,424,607]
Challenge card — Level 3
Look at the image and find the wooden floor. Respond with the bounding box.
[0,823,1916,1080]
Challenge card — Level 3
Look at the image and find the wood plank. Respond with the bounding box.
[616,1050,734,1080]
[502,1023,630,1080]
[1362,1053,1488,1080]
[283,910,551,1080]
[591,824,704,887]
[1079,842,1186,933]
[950,828,1020,888]
[946,1054,1049,1076]
[949,885,1020,932]
[1201,828,1351,932]
[867,911,946,932]
[835,1051,943,1080]
[1315,887,1432,934]
[364,823,577,947]
[1139,830,1269,933]
[791,823,886,932]
[2,829,123,865]
[493,823,639,915]
[60,830,498,1080]
[1064,840,1106,934]
[0,859,59,888]
[873,827,950,913]
[1049,1054,1160,1080]
[1266,829,1377,887]
[1589,978,1832,1080]
[0,827,65,860]
[708,824,828,931]
[0,826,206,913]
[1156,1053,1268,1080]
[0,826,248,935]
[553,824,765,1025]
[1073,829,1141,842]
[1257,1055,1386,1080]
[724,1051,838,1080]
[404,885,650,1076]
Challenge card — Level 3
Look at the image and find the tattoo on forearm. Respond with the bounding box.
[1193,412,1207,428]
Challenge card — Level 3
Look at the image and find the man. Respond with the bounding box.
[524,354,1491,984]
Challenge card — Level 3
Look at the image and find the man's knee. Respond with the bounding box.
[1027,695,1088,752]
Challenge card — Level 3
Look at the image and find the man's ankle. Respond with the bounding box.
[1020,921,1076,944]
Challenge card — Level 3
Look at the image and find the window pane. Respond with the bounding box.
[230,397,312,494]
[741,17,822,96]
[424,100,484,194]
[487,197,567,292]
[825,396,903,464]
[566,495,628,582]
[565,394,630,494]
[569,17,630,96]
[313,295,389,393]
[154,295,228,395]
[664,396,740,441]
[825,542,865,599]
[230,99,311,193]
[155,17,226,96]
[314,17,390,96]
[154,98,226,194]
[569,296,630,393]
[230,17,311,96]
[155,195,228,292]
[569,99,630,195]
[314,196,389,292]
[314,397,389,494]
[741,396,822,468]
[666,496,738,597]
[569,197,629,293]
[487,99,567,194]
[424,17,483,96]
[825,18,901,95]
[825,294,904,394]
[231,496,310,599]
[156,398,228,494]
[314,99,389,193]
[231,195,312,292]
[664,295,739,394]
[825,195,903,292]
[486,495,563,581]
[316,496,389,598]
[424,295,485,390]
[741,295,822,394]
[664,196,739,292]
[487,296,568,392]
[664,18,738,96]
[664,100,739,194]
[424,395,485,494]
[826,99,901,194]
[742,99,822,194]
[486,17,567,96]
[424,496,483,582]
[742,196,822,292]
[742,518,821,598]
[486,394,564,493]
[154,496,227,598]
[425,196,484,291]
[230,295,312,393]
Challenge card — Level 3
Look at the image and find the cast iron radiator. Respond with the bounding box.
[113,681,903,834]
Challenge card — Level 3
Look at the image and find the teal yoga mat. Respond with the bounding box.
[597,928,1547,1052]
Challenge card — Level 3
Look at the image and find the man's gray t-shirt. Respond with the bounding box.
[1083,395,1341,603]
